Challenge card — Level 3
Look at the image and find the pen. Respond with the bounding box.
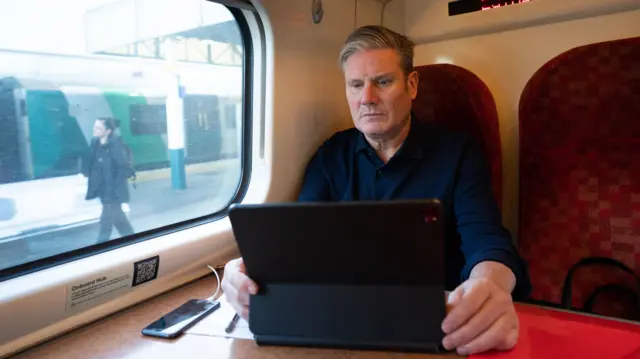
[225,313,240,333]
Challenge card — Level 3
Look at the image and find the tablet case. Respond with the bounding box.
[228,200,446,353]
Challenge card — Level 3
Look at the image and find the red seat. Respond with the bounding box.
[412,64,503,208]
[518,37,640,319]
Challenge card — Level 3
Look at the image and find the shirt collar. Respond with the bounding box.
[355,112,424,159]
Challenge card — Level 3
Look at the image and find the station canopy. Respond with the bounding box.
[84,0,243,65]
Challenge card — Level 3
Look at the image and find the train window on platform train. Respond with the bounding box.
[0,0,252,280]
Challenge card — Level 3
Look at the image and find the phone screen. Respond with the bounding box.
[142,299,220,338]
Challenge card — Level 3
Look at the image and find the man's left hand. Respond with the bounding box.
[441,277,519,355]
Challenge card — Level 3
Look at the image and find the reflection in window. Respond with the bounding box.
[0,0,247,274]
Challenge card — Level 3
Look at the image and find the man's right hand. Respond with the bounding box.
[221,257,258,320]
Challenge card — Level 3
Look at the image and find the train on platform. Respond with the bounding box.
[0,49,243,184]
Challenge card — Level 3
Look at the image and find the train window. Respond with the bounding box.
[130,103,168,135]
[0,0,251,278]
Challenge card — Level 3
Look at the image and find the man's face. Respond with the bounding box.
[93,120,110,138]
[343,48,418,140]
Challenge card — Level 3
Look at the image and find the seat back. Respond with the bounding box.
[518,37,640,319]
[412,64,503,208]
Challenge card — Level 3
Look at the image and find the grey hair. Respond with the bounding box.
[339,25,415,77]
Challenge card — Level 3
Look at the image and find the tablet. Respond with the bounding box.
[228,200,446,353]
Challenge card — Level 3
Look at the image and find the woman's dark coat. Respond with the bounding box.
[82,135,131,204]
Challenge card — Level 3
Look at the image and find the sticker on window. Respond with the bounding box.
[66,267,133,314]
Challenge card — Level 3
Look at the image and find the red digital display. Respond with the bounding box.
[482,0,532,11]
[449,0,533,16]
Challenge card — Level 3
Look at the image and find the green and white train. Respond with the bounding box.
[0,78,239,183]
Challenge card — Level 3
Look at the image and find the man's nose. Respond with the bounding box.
[360,83,379,106]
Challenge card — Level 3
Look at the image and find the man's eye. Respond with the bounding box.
[351,83,363,89]
[378,79,391,86]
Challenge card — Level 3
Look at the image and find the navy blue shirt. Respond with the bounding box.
[297,118,531,299]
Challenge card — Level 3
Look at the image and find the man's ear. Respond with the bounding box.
[407,70,419,100]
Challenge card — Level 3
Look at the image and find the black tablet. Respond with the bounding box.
[228,200,446,353]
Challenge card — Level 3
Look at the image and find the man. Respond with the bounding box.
[222,25,531,355]
[82,117,135,243]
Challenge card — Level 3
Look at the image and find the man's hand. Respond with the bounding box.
[220,257,258,320]
[441,266,519,355]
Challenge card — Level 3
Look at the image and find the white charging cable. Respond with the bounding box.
[207,265,222,302]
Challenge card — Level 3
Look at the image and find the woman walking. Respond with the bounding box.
[82,117,135,243]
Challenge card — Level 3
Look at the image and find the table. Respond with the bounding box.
[9,275,640,359]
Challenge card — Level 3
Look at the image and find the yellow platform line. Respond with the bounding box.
[134,158,240,183]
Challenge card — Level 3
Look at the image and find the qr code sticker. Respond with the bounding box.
[132,256,159,287]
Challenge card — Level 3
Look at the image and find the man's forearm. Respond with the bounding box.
[470,261,516,294]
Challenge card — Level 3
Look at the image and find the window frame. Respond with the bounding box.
[0,4,254,283]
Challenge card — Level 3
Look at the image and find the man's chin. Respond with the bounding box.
[357,123,389,138]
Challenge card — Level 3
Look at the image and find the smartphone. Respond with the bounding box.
[141,298,220,339]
